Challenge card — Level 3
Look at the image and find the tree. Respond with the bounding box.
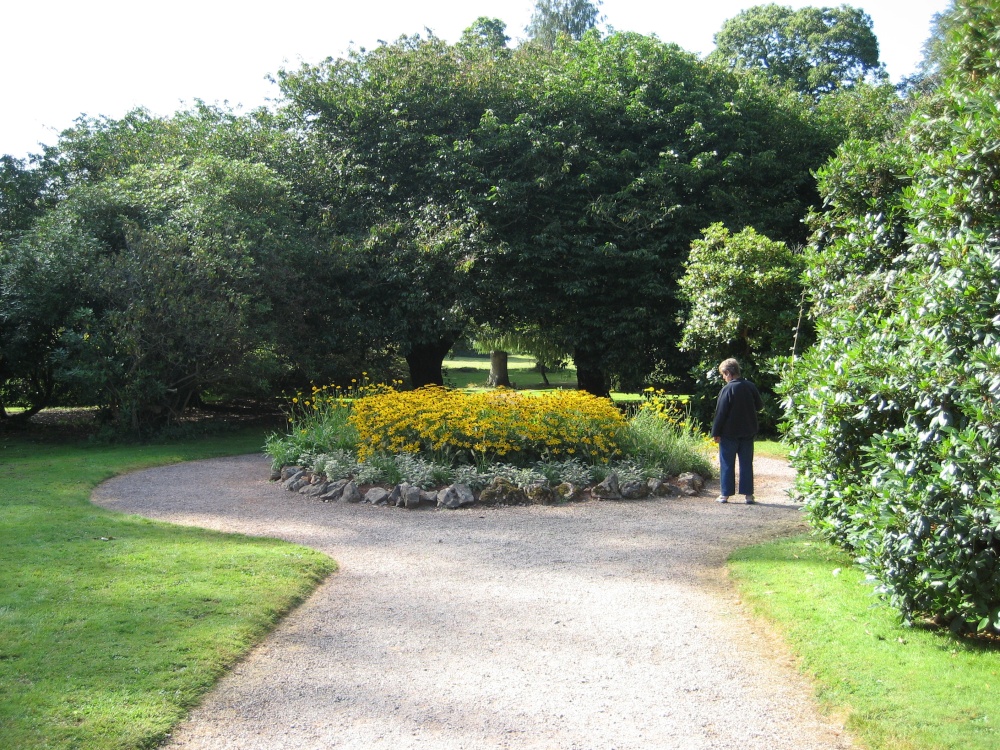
[459,17,510,51]
[525,0,603,50]
[710,3,884,96]
[677,223,804,432]
[781,0,1000,633]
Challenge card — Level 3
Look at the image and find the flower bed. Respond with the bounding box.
[265,383,713,497]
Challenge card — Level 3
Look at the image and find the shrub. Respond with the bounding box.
[782,0,1000,634]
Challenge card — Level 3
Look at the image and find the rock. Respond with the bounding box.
[525,481,555,505]
[555,482,579,501]
[591,472,622,500]
[400,483,422,509]
[287,475,311,492]
[437,483,476,509]
[388,485,403,507]
[669,472,705,496]
[319,479,350,501]
[621,480,649,499]
[269,468,282,481]
[364,487,391,506]
[647,478,677,497]
[419,490,438,505]
[340,481,362,503]
[479,477,528,505]
[300,481,331,497]
[281,470,306,490]
[280,466,305,481]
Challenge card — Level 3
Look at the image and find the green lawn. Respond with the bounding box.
[0,424,335,750]
[731,535,1000,750]
[441,353,646,403]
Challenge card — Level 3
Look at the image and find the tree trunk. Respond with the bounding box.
[574,348,610,397]
[405,337,457,388]
[486,350,512,388]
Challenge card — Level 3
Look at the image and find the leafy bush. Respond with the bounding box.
[782,0,1000,633]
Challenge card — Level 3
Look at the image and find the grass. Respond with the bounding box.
[730,535,1000,750]
[443,353,578,390]
[0,423,335,750]
[442,352,646,404]
[755,438,791,459]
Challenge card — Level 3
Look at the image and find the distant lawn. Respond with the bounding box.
[442,353,645,403]
[0,422,334,750]
[755,438,790,459]
[731,535,1000,750]
[443,353,577,390]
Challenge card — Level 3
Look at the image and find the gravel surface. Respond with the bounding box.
[92,455,854,750]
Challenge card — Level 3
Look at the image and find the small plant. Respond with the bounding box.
[621,391,714,478]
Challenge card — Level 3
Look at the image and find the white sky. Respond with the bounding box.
[3,0,952,160]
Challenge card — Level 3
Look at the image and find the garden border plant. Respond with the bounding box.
[266,382,714,498]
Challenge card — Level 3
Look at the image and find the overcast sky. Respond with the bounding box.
[3,0,952,160]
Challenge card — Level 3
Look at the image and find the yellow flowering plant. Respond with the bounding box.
[348,386,626,466]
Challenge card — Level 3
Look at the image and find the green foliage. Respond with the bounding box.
[782,0,1000,633]
[0,428,333,750]
[620,395,714,478]
[280,29,841,393]
[266,385,713,487]
[678,223,804,431]
[525,0,603,50]
[710,3,885,96]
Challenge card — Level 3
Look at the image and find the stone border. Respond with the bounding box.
[274,465,707,509]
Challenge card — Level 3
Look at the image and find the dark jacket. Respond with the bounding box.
[711,377,763,439]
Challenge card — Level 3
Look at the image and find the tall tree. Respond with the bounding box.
[525,0,603,50]
[710,3,884,96]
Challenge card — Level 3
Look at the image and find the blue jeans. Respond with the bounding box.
[718,436,755,497]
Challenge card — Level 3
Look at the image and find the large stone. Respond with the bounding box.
[364,487,391,506]
[525,481,555,505]
[280,466,305,482]
[621,480,649,500]
[388,485,403,507]
[419,489,438,505]
[670,472,705,496]
[281,470,306,490]
[319,479,351,501]
[591,472,622,500]
[555,482,579,501]
[647,478,677,497]
[400,483,422,509]
[340,481,362,503]
[300,481,331,497]
[437,483,476,509]
[479,477,527,505]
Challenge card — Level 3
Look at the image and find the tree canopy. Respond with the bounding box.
[525,0,603,49]
[710,3,884,95]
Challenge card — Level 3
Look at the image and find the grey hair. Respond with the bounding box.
[718,358,741,378]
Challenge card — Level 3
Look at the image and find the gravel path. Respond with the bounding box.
[92,455,853,750]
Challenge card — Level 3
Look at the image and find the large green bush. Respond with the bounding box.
[782,0,1000,633]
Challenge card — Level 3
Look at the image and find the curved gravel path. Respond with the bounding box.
[92,455,853,750]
